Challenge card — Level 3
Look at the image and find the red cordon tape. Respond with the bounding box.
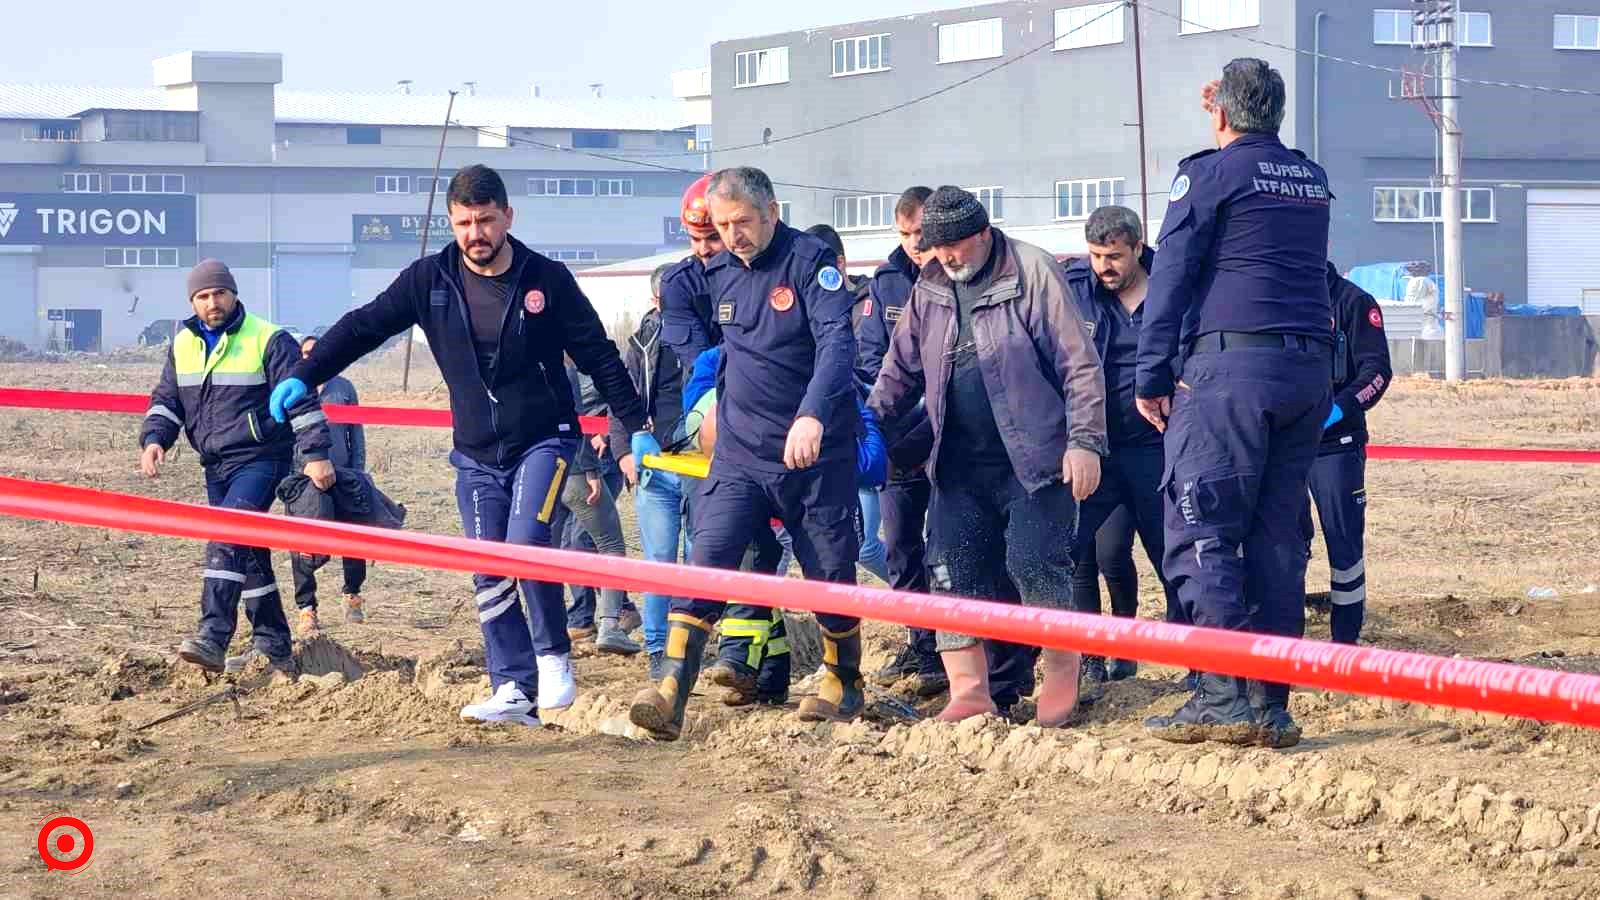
[2,387,1598,464]
[0,473,1597,729]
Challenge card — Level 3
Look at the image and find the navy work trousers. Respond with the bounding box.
[200,458,293,660]
[1071,441,1185,625]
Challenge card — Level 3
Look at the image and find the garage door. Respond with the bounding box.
[0,252,39,347]
[273,251,352,336]
[1527,189,1600,312]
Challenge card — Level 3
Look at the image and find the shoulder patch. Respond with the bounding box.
[1368,306,1384,330]
[817,266,844,292]
[1169,175,1191,202]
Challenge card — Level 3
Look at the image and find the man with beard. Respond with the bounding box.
[272,164,646,728]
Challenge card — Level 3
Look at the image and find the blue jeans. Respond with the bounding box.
[201,458,292,659]
[634,469,685,655]
[856,488,889,582]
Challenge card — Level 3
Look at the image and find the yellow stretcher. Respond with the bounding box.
[641,451,711,480]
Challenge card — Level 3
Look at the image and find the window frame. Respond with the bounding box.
[734,46,791,88]
[61,172,101,193]
[777,200,792,222]
[1371,186,1496,223]
[938,17,1004,64]
[1373,9,1410,45]
[108,173,184,194]
[1179,0,1261,35]
[104,247,180,268]
[1554,14,1600,50]
[1459,11,1492,46]
[374,175,411,194]
[597,178,635,197]
[968,186,1006,223]
[346,126,382,145]
[1054,177,1125,221]
[832,32,893,77]
[530,178,598,197]
[1054,2,1125,51]
[833,193,897,232]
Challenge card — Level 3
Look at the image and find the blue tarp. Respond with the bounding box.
[1504,304,1583,317]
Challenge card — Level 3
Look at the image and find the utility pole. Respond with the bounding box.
[1417,0,1465,381]
[401,90,458,393]
[1130,0,1150,229]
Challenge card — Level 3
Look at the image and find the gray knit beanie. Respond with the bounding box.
[916,186,990,252]
[187,259,238,300]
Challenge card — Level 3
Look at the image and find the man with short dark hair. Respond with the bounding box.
[629,166,862,740]
[272,163,647,728]
[1063,205,1183,689]
[1136,59,1334,748]
[140,259,333,675]
[871,186,1106,728]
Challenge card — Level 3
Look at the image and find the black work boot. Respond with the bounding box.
[1249,680,1303,749]
[706,657,759,705]
[872,644,920,686]
[178,637,226,673]
[629,617,711,740]
[1144,672,1257,745]
[797,626,865,722]
[1108,658,1139,681]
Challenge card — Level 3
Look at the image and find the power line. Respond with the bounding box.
[1138,1,1600,98]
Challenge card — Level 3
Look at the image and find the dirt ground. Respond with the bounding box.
[1,352,1599,898]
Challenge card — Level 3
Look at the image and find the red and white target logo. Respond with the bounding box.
[37,815,93,873]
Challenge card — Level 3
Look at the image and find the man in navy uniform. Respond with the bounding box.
[1309,263,1392,645]
[657,173,725,374]
[629,166,862,740]
[1063,205,1184,689]
[1135,59,1334,749]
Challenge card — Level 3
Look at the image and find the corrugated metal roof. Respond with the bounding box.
[0,82,704,131]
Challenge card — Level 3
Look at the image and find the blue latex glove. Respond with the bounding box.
[631,430,663,490]
[269,378,308,423]
[1322,403,1344,431]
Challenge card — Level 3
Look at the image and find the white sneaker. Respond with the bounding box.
[536,654,576,712]
[460,681,541,727]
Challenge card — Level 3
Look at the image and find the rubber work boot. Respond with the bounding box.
[1108,658,1138,681]
[1035,649,1082,728]
[1249,680,1303,749]
[178,637,225,673]
[872,644,920,686]
[1144,672,1258,745]
[797,626,866,722]
[934,644,997,721]
[646,651,669,683]
[707,657,760,706]
[595,617,643,656]
[629,616,711,740]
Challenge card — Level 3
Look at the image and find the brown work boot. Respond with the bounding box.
[797,626,866,723]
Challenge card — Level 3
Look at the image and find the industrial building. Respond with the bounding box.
[0,51,710,350]
[708,0,1600,312]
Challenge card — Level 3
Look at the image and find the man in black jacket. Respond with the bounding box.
[1309,263,1392,644]
[271,165,647,728]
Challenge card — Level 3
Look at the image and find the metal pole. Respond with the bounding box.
[1438,7,1465,381]
[1130,0,1150,229]
[402,90,459,393]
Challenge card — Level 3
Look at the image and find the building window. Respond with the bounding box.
[35,123,79,142]
[1459,11,1492,46]
[735,47,790,88]
[1055,3,1124,50]
[1555,14,1600,50]
[104,248,179,268]
[417,176,448,197]
[1372,186,1495,222]
[375,175,411,194]
[572,130,620,149]
[598,178,634,197]
[938,18,1004,63]
[1373,9,1410,44]
[1179,0,1260,34]
[530,178,597,197]
[833,33,892,76]
[546,249,599,262]
[61,172,101,193]
[109,173,184,194]
[102,110,198,142]
[833,194,896,232]
[1055,178,1124,220]
[777,201,792,222]
[347,126,381,145]
[968,186,1005,222]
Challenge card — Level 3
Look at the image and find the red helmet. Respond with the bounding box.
[680,173,716,238]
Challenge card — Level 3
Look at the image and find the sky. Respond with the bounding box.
[6,0,943,97]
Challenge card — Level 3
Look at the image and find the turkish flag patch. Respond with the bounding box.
[769,286,795,312]
[1368,306,1383,329]
[525,289,546,315]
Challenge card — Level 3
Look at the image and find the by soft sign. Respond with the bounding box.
[0,194,196,246]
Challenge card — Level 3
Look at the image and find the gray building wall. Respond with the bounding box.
[709,0,1301,241]
[1305,0,1600,301]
